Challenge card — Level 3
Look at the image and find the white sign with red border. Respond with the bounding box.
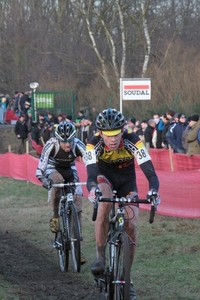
[120,78,151,112]
[122,78,151,100]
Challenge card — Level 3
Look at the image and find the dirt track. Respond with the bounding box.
[0,231,95,300]
[0,130,97,299]
[0,186,97,300]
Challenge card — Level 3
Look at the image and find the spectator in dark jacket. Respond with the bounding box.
[39,121,49,144]
[137,120,147,143]
[48,123,56,139]
[85,117,97,142]
[169,113,187,153]
[77,117,96,144]
[22,101,31,116]
[32,118,44,145]
[165,110,177,151]
[182,116,192,152]
[47,112,58,124]
[166,109,176,123]
[161,113,170,148]
[14,114,28,154]
[144,119,156,150]
[18,92,31,114]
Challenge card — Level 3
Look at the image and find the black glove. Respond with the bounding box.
[47,178,53,190]
[38,177,52,190]
[147,189,161,205]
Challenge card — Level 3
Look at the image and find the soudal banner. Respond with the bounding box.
[122,78,151,100]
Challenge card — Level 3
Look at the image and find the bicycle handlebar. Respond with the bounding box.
[52,182,87,188]
[92,194,156,224]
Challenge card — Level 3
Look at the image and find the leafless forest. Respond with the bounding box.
[0,0,200,118]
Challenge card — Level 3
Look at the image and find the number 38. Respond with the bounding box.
[136,148,147,159]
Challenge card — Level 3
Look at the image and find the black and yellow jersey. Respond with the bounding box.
[85,130,159,193]
[85,130,151,167]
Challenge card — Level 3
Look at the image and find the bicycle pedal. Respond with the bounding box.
[52,240,62,250]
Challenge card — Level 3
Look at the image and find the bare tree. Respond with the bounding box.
[1,0,200,117]
[140,0,151,77]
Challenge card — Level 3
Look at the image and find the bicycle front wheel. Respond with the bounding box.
[56,216,68,272]
[68,203,81,273]
[114,233,130,300]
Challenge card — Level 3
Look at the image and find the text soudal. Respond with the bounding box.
[124,90,149,95]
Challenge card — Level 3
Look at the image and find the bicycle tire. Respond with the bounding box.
[68,203,81,273]
[114,233,130,300]
[99,277,108,300]
[108,243,115,300]
[101,237,115,300]
[57,216,69,272]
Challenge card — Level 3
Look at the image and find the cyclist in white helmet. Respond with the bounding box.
[36,121,86,263]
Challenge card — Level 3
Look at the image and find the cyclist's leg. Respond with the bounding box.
[91,181,112,275]
[48,171,64,232]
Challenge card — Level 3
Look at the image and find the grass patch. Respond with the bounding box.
[0,177,200,299]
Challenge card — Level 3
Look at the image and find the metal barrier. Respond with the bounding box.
[31,90,76,121]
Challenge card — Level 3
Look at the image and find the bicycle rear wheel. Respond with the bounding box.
[56,216,69,272]
[68,203,81,273]
[114,233,130,300]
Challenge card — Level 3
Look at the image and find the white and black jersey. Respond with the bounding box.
[36,137,86,180]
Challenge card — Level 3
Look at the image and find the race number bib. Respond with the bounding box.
[85,149,96,166]
[135,147,151,165]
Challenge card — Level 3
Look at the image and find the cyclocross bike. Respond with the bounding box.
[52,181,86,273]
[92,188,157,300]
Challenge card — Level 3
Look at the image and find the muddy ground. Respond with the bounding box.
[0,231,95,300]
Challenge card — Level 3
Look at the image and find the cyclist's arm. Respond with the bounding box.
[139,160,159,191]
[74,138,86,158]
[127,132,159,191]
[85,138,99,191]
[36,138,56,178]
[86,163,98,191]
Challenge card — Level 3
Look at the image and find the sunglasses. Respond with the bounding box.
[63,139,74,143]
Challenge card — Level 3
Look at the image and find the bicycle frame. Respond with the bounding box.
[92,189,156,300]
[52,182,86,273]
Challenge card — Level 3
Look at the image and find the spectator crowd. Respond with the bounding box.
[125,110,200,156]
[1,91,200,156]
